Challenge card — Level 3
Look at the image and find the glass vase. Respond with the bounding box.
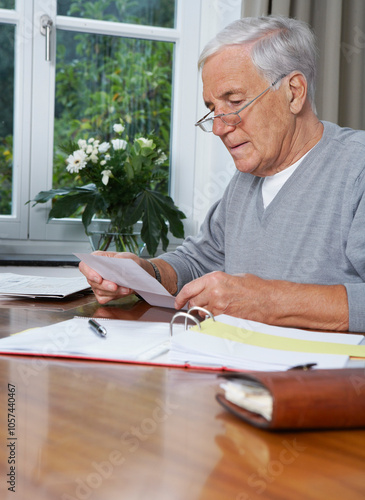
[88,229,146,255]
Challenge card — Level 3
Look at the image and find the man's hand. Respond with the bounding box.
[79,252,178,305]
[79,251,152,304]
[174,272,276,321]
[174,271,349,331]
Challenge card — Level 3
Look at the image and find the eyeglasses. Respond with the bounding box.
[195,74,287,133]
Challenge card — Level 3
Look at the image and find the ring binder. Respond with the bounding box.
[187,306,215,320]
[169,312,200,336]
[169,307,215,336]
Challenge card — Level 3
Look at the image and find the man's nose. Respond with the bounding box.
[212,116,236,136]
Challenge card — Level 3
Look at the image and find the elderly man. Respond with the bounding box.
[80,15,365,333]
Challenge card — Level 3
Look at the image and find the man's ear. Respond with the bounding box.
[287,72,307,114]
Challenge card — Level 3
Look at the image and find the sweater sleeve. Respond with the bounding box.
[344,284,365,332]
[344,168,365,332]
[159,198,227,293]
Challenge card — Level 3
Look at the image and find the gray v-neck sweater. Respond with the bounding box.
[160,121,365,332]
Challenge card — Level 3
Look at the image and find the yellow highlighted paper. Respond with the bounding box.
[191,319,365,357]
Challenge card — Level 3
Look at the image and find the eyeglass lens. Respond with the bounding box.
[201,113,241,131]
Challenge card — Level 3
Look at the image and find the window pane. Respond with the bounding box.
[0,0,15,8]
[0,23,14,216]
[53,30,173,197]
[57,0,176,28]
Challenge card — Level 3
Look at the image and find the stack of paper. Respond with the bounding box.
[220,379,273,421]
[169,314,365,370]
[0,314,363,371]
[0,273,90,299]
[0,317,182,362]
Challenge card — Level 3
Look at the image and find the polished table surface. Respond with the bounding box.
[0,291,364,500]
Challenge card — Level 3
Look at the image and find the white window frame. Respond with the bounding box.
[0,0,242,258]
[0,0,32,241]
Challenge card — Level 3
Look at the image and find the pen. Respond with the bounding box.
[88,318,107,338]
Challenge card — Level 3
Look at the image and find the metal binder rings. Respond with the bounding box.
[169,306,215,336]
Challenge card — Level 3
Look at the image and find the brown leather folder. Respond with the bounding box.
[216,368,365,430]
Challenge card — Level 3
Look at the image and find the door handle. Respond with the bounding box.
[40,15,53,62]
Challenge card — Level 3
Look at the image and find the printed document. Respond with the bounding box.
[0,273,90,299]
[75,253,184,309]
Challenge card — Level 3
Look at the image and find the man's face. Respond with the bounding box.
[201,45,294,177]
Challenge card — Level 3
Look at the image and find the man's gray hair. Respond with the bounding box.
[198,16,318,110]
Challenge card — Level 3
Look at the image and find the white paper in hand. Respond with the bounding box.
[75,253,183,309]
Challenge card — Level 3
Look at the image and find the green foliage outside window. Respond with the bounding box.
[53,31,173,197]
[0,1,15,9]
[0,135,12,214]
[57,0,175,28]
[0,23,14,215]
[0,0,175,218]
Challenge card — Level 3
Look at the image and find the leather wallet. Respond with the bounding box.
[216,368,365,430]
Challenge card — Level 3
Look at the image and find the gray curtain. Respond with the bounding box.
[241,0,365,130]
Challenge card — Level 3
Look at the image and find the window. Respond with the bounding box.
[53,33,173,185]
[0,21,14,216]
[0,0,15,8]
[0,0,241,257]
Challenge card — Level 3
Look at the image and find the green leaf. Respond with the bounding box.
[146,190,186,238]
[27,188,75,205]
[141,200,164,256]
[27,184,98,206]
[82,192,107,231]
[48,190,97,220]
[126,189,186,256]
[133,140,141,155]
[123,197,144,227]
[130,154,143,175]
[159,220,169,252]
[124,160,134,181]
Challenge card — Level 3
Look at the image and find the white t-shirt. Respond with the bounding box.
[262,152,310,208]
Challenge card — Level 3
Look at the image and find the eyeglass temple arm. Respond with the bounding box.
[272,73,288,86]
[195,109,214,126]
[235,74,287,113]
[195,73,287,127]
[233,72,288,111]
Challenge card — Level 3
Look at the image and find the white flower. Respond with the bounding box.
[86,144,94,154]
[112,138,127,150]
[66,149,88,173]
[101,169,113,185]
[77,139,87,150]
[113,123,125,134]
[135,137,154,149]
[89,150,99,163]
[156,150,167,165]
[98,142,110,153]
[100,160,107,166]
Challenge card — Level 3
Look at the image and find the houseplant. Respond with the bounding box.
[28,121,186,256]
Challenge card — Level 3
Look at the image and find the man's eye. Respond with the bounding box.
[229,100,243,107]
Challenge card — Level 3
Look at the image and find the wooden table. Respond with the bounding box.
[0,293,364,500]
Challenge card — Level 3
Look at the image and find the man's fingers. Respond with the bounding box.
[174,278,207,309]
[93,285,134,304]
[79,261,102,284]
